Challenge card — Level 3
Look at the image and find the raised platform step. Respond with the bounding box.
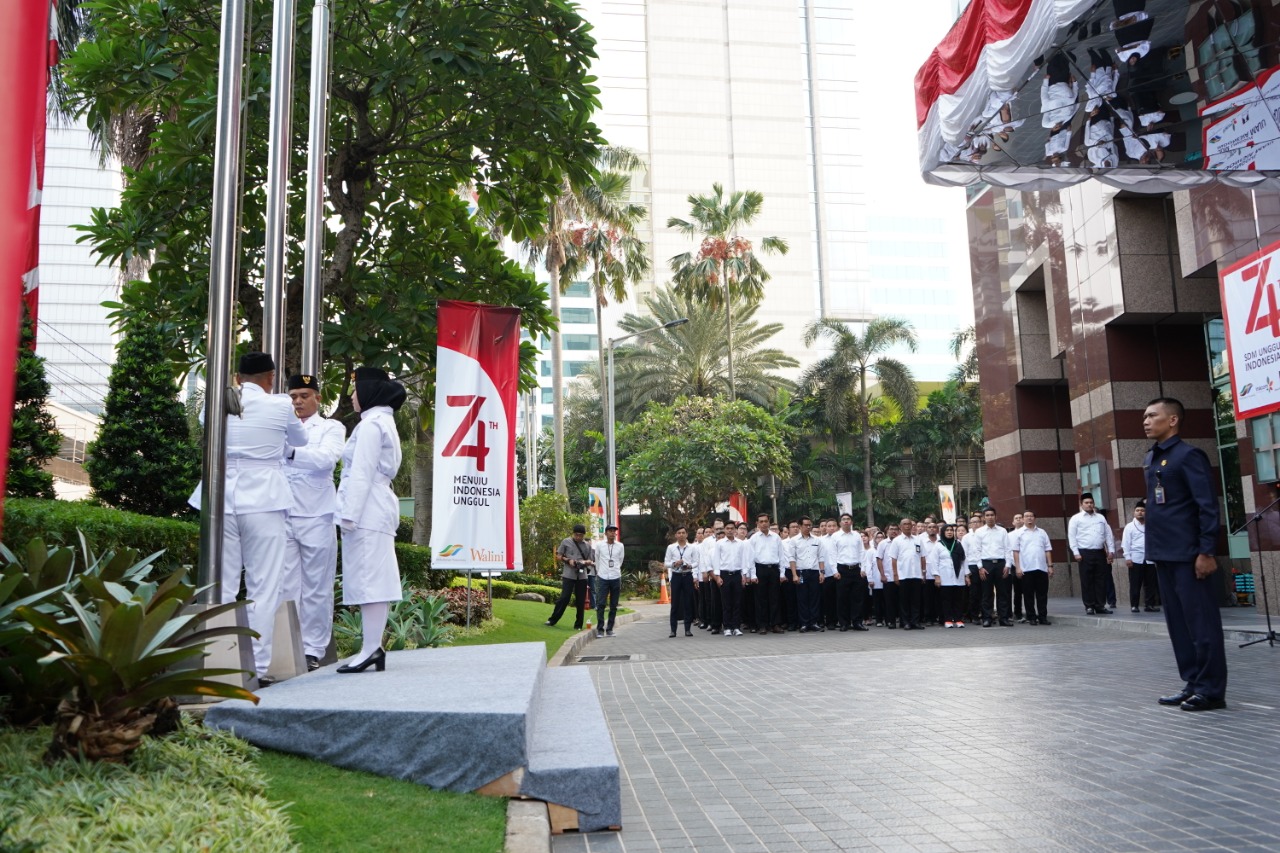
[521,666,621,833]
[205,642,546,792]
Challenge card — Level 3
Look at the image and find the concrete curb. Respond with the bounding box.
[547,609,644,668]
[505,800,551,853]
[1051,611,1268,644]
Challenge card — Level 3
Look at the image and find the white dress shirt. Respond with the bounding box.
[891,534,924,581]
[749,530,785,568]
[789,534,824,572]
[595,540,625,581]
[921,538,948,580]
[664,542,696,575]
[285,414,346,518]
[735,537,756,580]
[1040,78,1079,128]
[1068,510,1115,555]
[714,537,741,576]
[335,406,401,533]
[968,524,1012,562]
[862,541,880,587]
[819,535,839,577]
[830,529,865,571]
[936,541,968,587]
[701,536,721,579]
[876,537,896,581]
[1121,519,1147,565]
[1014,527,1052,572]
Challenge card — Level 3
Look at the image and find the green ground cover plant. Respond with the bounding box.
[0,722,294,852]
[256,749,505,853]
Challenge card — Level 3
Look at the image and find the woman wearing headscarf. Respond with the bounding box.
[937,524,971,628]
[335,366,407,673]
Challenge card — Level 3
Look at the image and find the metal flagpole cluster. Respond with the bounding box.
[197,0,333,597]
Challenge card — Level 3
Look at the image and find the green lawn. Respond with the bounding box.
[449,598,574,660]
[257,749,506,853]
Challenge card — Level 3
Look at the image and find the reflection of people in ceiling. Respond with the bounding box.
[1112,8,1154,64]
[1045,126,1074,166]
[1086,48,1120,115]
[1112,0,1146,17]
[1041,53,1080,131]
[1113,97,1171,164]
[1084,113,1119,167]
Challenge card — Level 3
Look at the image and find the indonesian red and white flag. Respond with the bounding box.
[429,301,523,571]
[0,0,56,527]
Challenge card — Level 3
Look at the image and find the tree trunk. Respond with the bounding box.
[412,418,433,546]
[861,369,873,528]
[549,245,567,498]
[722,258,735,400]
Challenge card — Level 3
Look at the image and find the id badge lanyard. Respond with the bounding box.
[1154,471,1165,505]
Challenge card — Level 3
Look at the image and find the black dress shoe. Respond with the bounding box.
[1181,694,1227,712]
[999,619,1014,627]
[982,620,993,627]
[306,654,320,672]
[1039,619,1052,626]
[1158,687,1194,706]
[256,676,278,689]
[337,647,386,674]
[1098,607,1113,614]
[685,629,693,636]
[1085,607,1096,615]
[852,624,868,631]
[669,631,677,638]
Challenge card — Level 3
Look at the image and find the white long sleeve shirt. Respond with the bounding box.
[876,536,896,582]
[1121,520,1147,564]
[595,540,625,581]
[921,538,947,580]
[1040,78,1080,129]
[713,537,741,576]
[830,529,865,570]
[890,534,924,581]
[968,524,1012,562]
[1013,527,1052,573]
[336,406,401,534]
[735,537,756,580]
[1068,511,1115,555]
[285,414,346,518]
[664,542,696,575]
[749,530,785,567]
[819,535,839,578]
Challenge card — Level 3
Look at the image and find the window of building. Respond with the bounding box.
[541,361,551,377]
[542,415,553,429]
[565,361,592,377]
[564,280,591,297]
[561,307,596,325]
[1250,413,1280,483]
[541,387,553,404]
[1078,461,1104,509]
[564,334,599,351]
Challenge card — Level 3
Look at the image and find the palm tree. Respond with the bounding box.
[800,317,919,527]
[949,325,979,387]
[667,183,788,399]
[610,287,797,419]
[522,147,645,496]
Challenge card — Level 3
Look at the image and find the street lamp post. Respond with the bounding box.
[606,317,688,528]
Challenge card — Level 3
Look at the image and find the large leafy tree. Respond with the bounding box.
[85,321,201,517]
[519,148,644,499]
[8,316,62,500]
[617,396,792,533]
[667,183,788,399]
[66,0,600,395]
[610,287,796,419]
[800,318,918,527]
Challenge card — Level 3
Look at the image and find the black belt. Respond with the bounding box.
[721,570,742,575]
[756,562,779,568]
[837,563,856,570]
[1079,547,1106,553]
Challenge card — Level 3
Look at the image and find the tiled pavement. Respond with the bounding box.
[553,606,1280,853]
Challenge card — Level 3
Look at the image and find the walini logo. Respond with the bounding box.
[437,544,464,558]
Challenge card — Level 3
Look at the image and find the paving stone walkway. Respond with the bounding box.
[553,607,1280,853]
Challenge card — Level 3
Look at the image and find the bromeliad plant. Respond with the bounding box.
[8,537,259,763]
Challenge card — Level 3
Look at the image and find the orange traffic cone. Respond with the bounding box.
[658,575,670,604]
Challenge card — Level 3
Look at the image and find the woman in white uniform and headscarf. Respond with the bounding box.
[336,366,406,673]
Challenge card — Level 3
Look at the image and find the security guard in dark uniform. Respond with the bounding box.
[1142,397,1228,712]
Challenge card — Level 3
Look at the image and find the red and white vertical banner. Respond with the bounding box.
[728,491,747,524]
[430,300,523,571]
[1221,238,1280,420]
[0,1,56,528]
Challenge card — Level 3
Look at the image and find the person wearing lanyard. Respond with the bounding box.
[1143,398,1227,712]
[750,513,785,635]
[936,524,969,627]
[594,526,624,638]
[665,527,697,637]
[1013,511,1053,626]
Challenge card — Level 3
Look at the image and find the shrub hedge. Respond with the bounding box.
[2,498,199,567]
[447,576,559,601]
[0,721,293,852]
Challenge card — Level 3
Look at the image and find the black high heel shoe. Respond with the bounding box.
[337,647,386,673]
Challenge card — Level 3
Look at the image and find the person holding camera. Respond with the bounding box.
[546,523,595,629]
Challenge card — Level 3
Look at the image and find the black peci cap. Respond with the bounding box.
[288,374,318,391]
[238,351,275,374]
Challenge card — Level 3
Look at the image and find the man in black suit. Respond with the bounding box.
[1143,398,1228,712]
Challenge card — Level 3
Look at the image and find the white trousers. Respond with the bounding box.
[221,509,287,676]
[282,515,338,658]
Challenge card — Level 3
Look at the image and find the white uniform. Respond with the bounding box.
[337,405,403,604]
[921,538,948,581]
[891,534,924,581]
[1040,78,1079,129]
[189,382,307,676]
[282,414,347,659]
[595,540,625,581]
[863,540,881,589]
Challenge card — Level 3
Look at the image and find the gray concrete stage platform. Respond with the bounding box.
[1047,596,1277,643]
[204,642,621,832]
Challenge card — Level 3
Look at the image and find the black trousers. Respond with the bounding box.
[940,585,964,623]
[965,568,982,620]
[1129,562,1159,608]
[883,581,900,627]
[548,576,588,628]
[922,577,939,623]
[822,575,839,627]
[1022,571,1049,622]
[1078,548,1110,611]
[899,578,924,628]
[1156,560,1228,700]
[706,578,723,629]
[742,581,756,630]
[871,587,886,624]
[756,564,782,630]
[836,565,865,627]
[720,571,743,631]
[981,559,1012,621]
[783,578,800,628]
[1011,571,1024,617]
[669,572,694,631]
[798,569,822,628]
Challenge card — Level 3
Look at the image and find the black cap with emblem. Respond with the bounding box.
[287,374,318,391]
